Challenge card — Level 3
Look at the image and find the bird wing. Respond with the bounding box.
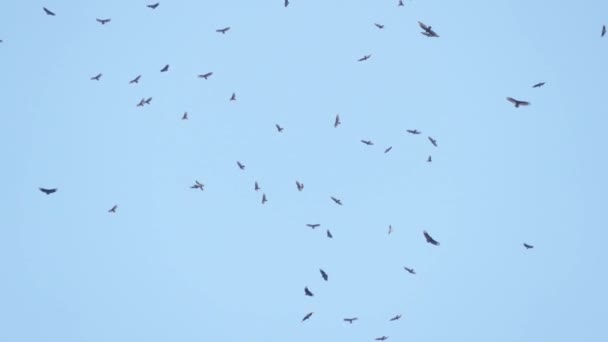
[418,21,429,31]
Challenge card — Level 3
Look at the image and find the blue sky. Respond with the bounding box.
[1,1,608,341]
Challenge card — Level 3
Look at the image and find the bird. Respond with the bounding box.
[230,92,236,101]
[427,155,432,163]
[304,287,314,296]
[182,112,188,120]
[419,21,440,37]
[96,18,111,25]
[388,225,393,234]
[190,181,204,191]
[275,124,284,132]
[603,25,606,37]
[375,23,385,29]
[145,97,152,104]
[523,243,534,249]
[296,181,304,191]
[216,27,231,34]
[406,129,421,135]
[361,140,374,146]
[375,337,389,341]
[398,0,404,6]
[306,224,320,229]
[384,146,392,153]
[428,136,437,147]
[423,230,440,245]
[261,193,267,204]
[147,2,160,9]
[330,196,343,205]
[237,161,245,170]
[137,98,146,107]
[403,267,416,274]
[334,114,341,127]
[129,75,141,84]
[506,97,530,108]
[344,317,358,324]
[254,181,260,191]
[43,7,56,16]
[532,82,545,88]
[326,230,333,238]
[358,54,372,62]
[389,314,402,321]
[160,64,169,72]
[90,73,102,81]
[39,187,57,195]
[285,0,290,7]
[108,205,117,213]
[320,269,328,281]
[198,72,213,79]
[302,312,313,322]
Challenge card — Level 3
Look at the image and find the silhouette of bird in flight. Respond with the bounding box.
[190,181,204,191]
[428,136,437,147]
[90,73,102,81]
[361,140,374,146]
[532,82,545,88]
[344,317,358,324]
[406,129,421,135]
[403,267,416,274]
[358,54,372,62]
[96,18,111,25]
[237,161,245,170]
[306,224,320,229]
[182,112,188,120]
[216,27,230,34]
[389,314,402,321]
[261,193,267,204]
[285,0,290,7]
[230,92,236,101]
[523,243,534,249]
[129,75,141,84]
[320,269,328,281]
[275,124,284,132]
[334,114,341,127]
[302,312,313,322]
[331,196,343,205]
[388,225,393,234]
[506,97,530,108]
[39,187,57,195]
[160,64,169,72]
[43,7,56,16]
[147,2,159,9]
[304,287,314,296]
[137,99,146,107]
[398,0,404,6]
[427,155,432,163]
[198,72,213,79]
[145,97,152,104]
[602,25,606,37]
[384,146,392,153]
[375,23,385,29]
[296,181,304,191]
[419,21,439,37]
[375,336,389,341]
[326,230,333,238]
[254,181,260,191]
[423,230,440,245]
[108,205,117,213]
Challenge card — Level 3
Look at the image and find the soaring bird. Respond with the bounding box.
[160,64,169,72]
[388,225,393,234]
[108,205,118,213]
[384,146,392,153]
[418,21,439,37]
[43,7,56,16]
[602,25,606,37]
[389,314,402,321]
[198,72,213,79]
[427,155,432,163]
[307,224,320,229]
[326,230,333,238]
[182,112,188,120]
[423,230,440,245]
[147,3,160,9]
[275,124,284,132]
[344,317,358,324]
[334,114,341,127]
[375,337,389,341]
[532,82,545,88]
[358,54,371,62]
[406,129,421,135]
[361,140,374,146]
[145,97,152,104]
[216,27,230,34]
[523,243,534,249]
[129,75,141,84]
[331,197,343,205]
[302,312,313,322]
[428,136,437,147]
[96,18,111,25]
[285,0,290,7]
[320,269,328,281]
[398,0,404,6]
[237,161,245,170]
[90,73,102,81]
[506,97,530,108]
[39,187,57,195]
[261,193,267,204]
[375,23,385,29]
[304,287,314,296]
[230,92,236,101]
[137,98,146,107]
[254,181,260,191]
[403,267,416,274]
[190,181,204,191]
[296,181,304,191]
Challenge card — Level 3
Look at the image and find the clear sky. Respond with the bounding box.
[1,1,607,341]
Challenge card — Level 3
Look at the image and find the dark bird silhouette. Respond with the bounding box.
[358,54,372,62]
[406,129,421,135]
[375,23,385,29]
[523,243,534,249]
[296,181,304,191]
[388,225,393,234]
[428,136,437,147]
[254,181,260,191]
[230,92,236,101]
[285,0,290,7]
[147,2,160,9]
[43,7,56,16]
[532,82,545,88]
[389,314,402,321]
[423,230,440,246]
[304,287,314,296]
[302,312,313,322]
[320,269,328,281]
[361,140,374,146]
[39,187,57,195]
[506,97,530,108]
[326,230,333,238]
[427,155,432,163]
[419,21,439,37]
[182,112,188,120]
[96,18,111,25]
[404,267,416,274]
[190,181,204,191]
[398,0,404,6]
[108,205,117,213]
[129,75,141,84]
[160,64,169,72]
[603,25,606,37]
[375,337,389,341]
[275,124,284,132]
[331,196,343,205]
[237,161,245,170]
[216,27,230,34]
[261,193,267,204]
[334,114,341,127]
[306,224,320,229]
[198,72,213,79]
[145,97,152,104]
[90,73,102,81]
[344,317,358,324]
[137,98,146,107]
[384,146,392,153]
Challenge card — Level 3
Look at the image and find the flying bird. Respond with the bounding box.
[129,75,141,84]
[384,146,392,153]
[358,54,372,62]
[320,269,328,281]
[285,0,290,7]
[523,243,534,249]
[361,140,374,145]
[406,129,421,135]
[39,187,57,195]
[423,230,440,246]
[216,27,230,34]
[190,181,204,191]
[137,98,146,107]
[532,82,545,88]
[96,18,111,25]
[230,92,236,101]
[334,114,341,127]
[398,0,404,6]
[43,7,56,16]
[427,155,432,163]
[344,317,358,324]
[389,314,402,321]
[326,230,333,238]
[275,124,284,132]
[302,312,313,322]
[147,2,160,9]
[375,337,389,341]
[428,136,437,147]
[198,72,213,79]
[506,97,530,108]
[261,193,267,204]
[90,73,102,81]
[330,196,343,205]
[388,225,393,234]
[160,64,169,72]
[296,181,304,191]
[108,205,117,213]
[237,161,245,170]
[602,25,606,37]
[375,23,385,29]
[306,224,320,229]
[182,112,188,120]
[403,267,416,274]
[419,21,439,37]
[145,97,152,104]
[304,287,314,296]
[254,181,260,191]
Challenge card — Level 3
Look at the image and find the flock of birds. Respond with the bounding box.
[10,1,605,340]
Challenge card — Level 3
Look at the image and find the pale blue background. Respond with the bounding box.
[1,1,607,341]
